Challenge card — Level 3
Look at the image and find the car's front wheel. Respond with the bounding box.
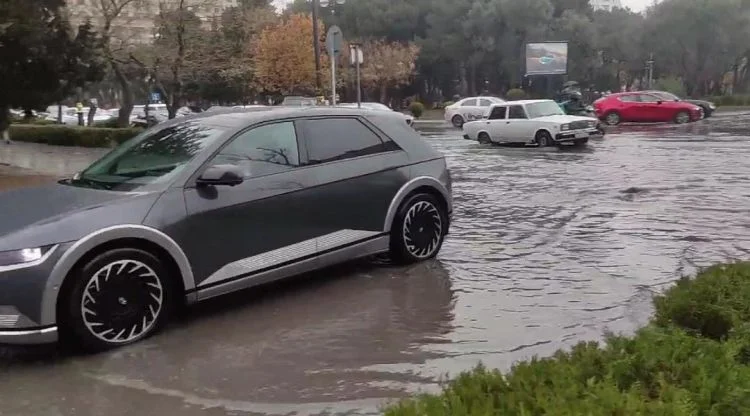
[674,111,690,124]
[389,193,447,264]
[451,115,464,128]
[535,130,553,147]
[61,248,174,352]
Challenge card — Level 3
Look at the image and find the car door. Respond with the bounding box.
[505,105,534,141]
[476,98,494,121]
[485,105,508,142]
[297,116,410,264]
[459,98,479,122]
[179,120,319,291]
[636,93,667,121]
[613,94,639,122]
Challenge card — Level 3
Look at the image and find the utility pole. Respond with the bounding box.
[350,43,363,108]
[646,53,654,89]
[311,0,322,92]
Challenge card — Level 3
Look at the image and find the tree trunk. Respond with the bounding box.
[112,62,134,128]
[0,105,11,144]
[379,86,388,103]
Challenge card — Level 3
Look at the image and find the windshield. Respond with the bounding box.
[66,122,224,192]
[525,101,565,118]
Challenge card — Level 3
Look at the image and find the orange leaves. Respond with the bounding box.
[254,13,327,95]
[340,38,419,92]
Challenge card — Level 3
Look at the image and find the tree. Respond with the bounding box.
[0,0,102,141]
[254,13,328,95]
[342,39,419,103]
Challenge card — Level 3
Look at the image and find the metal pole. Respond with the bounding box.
[312,0,322,92]
[331,54,337,105]
[356,48,361,108]
[647,53,654,89]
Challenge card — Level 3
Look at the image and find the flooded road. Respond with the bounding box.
[2,112,750,415]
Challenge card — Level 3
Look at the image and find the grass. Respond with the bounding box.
[383,263,750,415]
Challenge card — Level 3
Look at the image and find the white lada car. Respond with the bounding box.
[462,99,600,147]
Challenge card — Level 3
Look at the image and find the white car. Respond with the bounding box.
[462,99,600,147]
[444,96,506,128]
[337,102,414,126]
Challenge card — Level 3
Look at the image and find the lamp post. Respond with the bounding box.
[311,0,345,93]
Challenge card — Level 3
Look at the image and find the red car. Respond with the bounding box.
[593,92,703,125]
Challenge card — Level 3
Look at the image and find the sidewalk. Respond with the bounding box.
[0,142,107,177]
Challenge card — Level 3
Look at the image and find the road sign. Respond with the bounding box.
[150,93,161,103]
[326,25,343,57]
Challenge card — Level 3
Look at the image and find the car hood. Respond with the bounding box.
[684,99,713,106]
[535,114,596,123]
[0,183,162,251]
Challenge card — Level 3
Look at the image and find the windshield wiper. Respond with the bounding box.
[70,176,112,190]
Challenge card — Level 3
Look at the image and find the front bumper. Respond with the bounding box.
[463,134,473,140]
[555,128,599,143]
[0,243,68,345]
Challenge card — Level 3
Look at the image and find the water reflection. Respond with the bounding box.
[0,259,455,415]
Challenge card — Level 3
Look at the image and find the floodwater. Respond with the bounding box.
[2,112,750,415]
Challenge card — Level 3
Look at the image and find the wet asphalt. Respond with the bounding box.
[2,112,750,415]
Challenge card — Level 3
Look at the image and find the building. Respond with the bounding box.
[590,0,623,11]
[66,0,239,44]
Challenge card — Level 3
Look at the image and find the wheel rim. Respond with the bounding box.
[452,116,463,127]
[537,134,549,147]
[479,134,490,143]
[607,113,619,125]
[677,112,689,123]
[402,200,443,259]
[81,259,164,344]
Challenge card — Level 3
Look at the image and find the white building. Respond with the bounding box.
[590,0,623,11]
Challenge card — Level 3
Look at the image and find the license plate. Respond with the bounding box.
[575,132,588,139]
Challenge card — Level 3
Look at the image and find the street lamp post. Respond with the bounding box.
[311,0,345,94]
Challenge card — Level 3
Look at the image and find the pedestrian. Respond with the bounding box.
[76,101,85,126]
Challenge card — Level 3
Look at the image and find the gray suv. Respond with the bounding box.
[0,107,452,351]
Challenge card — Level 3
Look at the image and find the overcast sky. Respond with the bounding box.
[272,0,655,13]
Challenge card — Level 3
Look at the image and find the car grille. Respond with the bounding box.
[569,120,590,130]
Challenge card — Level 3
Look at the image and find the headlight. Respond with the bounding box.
[560,124,570,131]
[709,103,716,109]
[0,246,52,267]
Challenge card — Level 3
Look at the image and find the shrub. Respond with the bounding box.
[92,118,121,128]
[505,88,526,101]
[409,101,425,118]
[383,263,750,415]
[653,76,686,97]
[9,125,142,147]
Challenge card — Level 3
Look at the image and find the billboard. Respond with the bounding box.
[525,42,568,75]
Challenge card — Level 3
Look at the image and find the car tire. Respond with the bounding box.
[535,130,553,147]
[389,193,448,264]
[674,111,690,124]
[604,111,621,126]
[60,248,175,352]
[478,132,492,144]
[451,115,464,128]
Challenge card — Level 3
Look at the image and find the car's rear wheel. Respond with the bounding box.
[604,111,621,126]
[60,248,174,352]
[674,111,690,124]
[535,130,553,147]
[478,132,492,144]
[451,115,464,128]
[389,193,447,264]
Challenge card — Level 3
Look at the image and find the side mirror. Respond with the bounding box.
[196,164,244,187]
[656,100,663,105]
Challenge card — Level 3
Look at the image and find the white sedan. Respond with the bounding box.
[337,102,414,126]
[444,96,506,128]
[462,99,600,147]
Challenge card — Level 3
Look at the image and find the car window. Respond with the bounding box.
[460,99,477,107]
[303,118,390,164]
[488,106,507,120]
[638,94,660,103]
[618,95,639,102]
[478,99,492,107]
[508,105,527,119]
[211,121,300,178]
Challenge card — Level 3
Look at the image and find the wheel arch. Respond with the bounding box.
[534,128,552,138]
[384,176,452,233]
[42,224,196,326]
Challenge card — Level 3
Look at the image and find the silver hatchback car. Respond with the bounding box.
[0,107,452,351]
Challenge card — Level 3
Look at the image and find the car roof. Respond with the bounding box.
[168,106,403,129]
[490,99,552,106]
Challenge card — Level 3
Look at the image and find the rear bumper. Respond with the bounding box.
[0,326,58,345]
[463,134,473,140]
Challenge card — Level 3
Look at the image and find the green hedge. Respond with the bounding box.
[9,125,142,147]
[384,263,750,415]
[706,95,750,107]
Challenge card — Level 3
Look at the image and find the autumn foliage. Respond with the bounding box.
[254,14,328,95]
[341,39,420,101]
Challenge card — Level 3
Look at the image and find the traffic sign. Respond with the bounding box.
[326,25,343,57]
